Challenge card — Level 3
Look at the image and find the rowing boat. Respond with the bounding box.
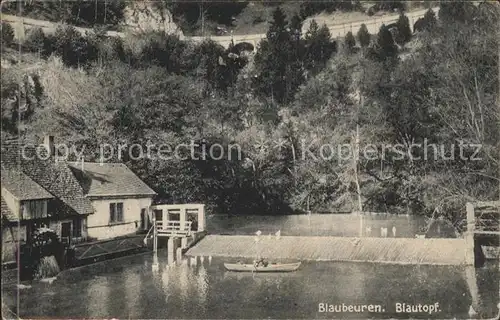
[224,262,301,272]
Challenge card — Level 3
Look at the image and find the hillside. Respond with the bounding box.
[1,0,431,36]
[1,2,499,222]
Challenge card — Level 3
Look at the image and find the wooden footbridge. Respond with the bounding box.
[143,204,206,269]
[465,201,500,267]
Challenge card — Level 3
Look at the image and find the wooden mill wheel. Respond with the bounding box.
[31,228,60,257]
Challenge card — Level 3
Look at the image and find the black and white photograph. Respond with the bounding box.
[0,0,499,319]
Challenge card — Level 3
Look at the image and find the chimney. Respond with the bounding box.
[43,135,55,157]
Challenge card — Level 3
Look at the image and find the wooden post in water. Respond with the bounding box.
[198,204,206,232]
[464,202,480,316]
[465,202,476,266]
[167,237,175,265]
[152,217,159,270]
[176,247,183,263]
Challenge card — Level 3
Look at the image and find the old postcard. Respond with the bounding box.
[1,1,499,319]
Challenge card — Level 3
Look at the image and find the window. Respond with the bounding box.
[154,210,163,221]
[109,202,124,223]
[22,200,47,219]
[73,218,82,237]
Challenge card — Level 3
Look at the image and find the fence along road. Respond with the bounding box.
[1,7,439,50]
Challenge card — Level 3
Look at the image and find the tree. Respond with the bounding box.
[369,24,398,63]
[289,14,303,42]
[253,7,305,104]
[304,20,336,73]
[357,23,370,48]
[395,14,412,47]
[414,9,437,33]
[344,31,356,54]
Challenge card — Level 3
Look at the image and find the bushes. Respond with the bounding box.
[299,0,361,18]
[23,28,54,57]
[134,32,192,73]
[167,1,248,33]
[19,26,245,92]
[439,1,477,24]
[1,22,15,47]
[51,26,97,67]
[373,1,406,12]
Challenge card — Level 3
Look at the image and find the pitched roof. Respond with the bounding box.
[1,167,54,200]
[68,162,157,198]
[1,196,18,222]
[1,140,94,216]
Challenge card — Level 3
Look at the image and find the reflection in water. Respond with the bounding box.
[161,263,171,303]
[179,258,190,302]
[197,263,209,312]
[86,276,109,318]
[124,270,141,318]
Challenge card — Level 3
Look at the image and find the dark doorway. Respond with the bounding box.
[61,222,71,245]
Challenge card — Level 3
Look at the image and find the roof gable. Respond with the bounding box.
[1,196,19,222]
[1,167,54,200]
[1,141,94,216]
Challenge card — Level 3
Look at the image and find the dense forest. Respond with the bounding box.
[1,1,499,230]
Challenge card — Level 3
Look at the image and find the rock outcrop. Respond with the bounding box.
[121,2,183,37]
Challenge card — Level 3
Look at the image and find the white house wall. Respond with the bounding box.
[1,187,20,218]
[86,197,153,240]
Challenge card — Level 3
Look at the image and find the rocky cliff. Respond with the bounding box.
[121,2,183,37]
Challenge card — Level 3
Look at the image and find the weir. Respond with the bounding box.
[186,235,468,265]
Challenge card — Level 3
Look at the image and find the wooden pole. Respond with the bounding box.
[465,202,475,266]
[152,217,158,270]
[167,237,174,265]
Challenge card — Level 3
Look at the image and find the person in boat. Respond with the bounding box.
[254,257,269,267]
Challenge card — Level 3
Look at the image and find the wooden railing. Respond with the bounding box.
[73,235,146,262]
[156,220,192,237]
[467,201,500,234]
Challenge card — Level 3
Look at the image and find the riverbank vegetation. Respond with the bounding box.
[1,2,498,231]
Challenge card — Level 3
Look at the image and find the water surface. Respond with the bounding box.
[3,253,498,319]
